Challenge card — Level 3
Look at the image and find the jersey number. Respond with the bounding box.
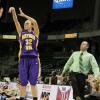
[25,39,33,50]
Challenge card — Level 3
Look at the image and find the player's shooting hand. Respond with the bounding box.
[9,7,15,13]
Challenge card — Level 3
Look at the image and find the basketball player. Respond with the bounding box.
[9,7,40,100]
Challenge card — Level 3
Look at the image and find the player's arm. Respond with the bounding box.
[18,8,39,38]
[0,7,3,18]
[9,7,22,35]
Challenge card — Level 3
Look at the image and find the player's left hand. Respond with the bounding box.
[18,8,25,17]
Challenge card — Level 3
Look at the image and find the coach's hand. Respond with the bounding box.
[9,7,15,13]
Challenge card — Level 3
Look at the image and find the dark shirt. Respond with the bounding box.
[51,76,57,85]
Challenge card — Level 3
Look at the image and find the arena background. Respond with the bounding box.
[0,0,100,79]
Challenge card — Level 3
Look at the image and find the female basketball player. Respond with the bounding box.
[9,7,40,100]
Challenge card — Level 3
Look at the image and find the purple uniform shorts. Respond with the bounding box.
[19,56,39,86]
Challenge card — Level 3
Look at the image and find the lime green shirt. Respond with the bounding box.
[63,51,100,77]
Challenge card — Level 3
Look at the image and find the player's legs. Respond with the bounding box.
[19,58,29,99]
[31,85,38,100]
[19,86,27,100]
[29,57,40,100]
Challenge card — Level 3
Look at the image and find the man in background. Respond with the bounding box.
[61,41,100,100]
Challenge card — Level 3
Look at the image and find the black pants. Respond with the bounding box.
[85,95,98,100]
[69,72,86,100]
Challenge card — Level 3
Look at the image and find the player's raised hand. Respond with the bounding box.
[9,7,15,13]
[18,8,25,17]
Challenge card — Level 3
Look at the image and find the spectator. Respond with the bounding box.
[49,71,57,85]
[84,74,100,100]
[44,77,50,84]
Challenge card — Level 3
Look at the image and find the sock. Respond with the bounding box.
[33,97,37,100]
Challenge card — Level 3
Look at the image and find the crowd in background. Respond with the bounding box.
[0,70,100,100]
[0,78,20,100]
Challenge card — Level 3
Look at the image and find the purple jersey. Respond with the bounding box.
[19,30,39,57]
